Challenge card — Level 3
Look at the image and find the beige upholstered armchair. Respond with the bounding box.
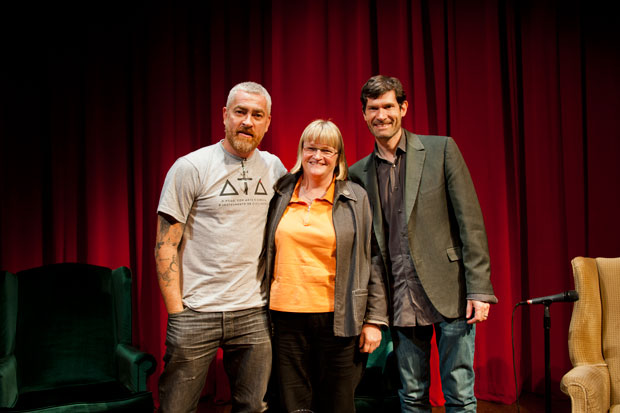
[560,257,620,413]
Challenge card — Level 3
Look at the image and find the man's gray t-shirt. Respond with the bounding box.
[158,141,287,312]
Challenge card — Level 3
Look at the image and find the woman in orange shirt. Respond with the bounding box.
[265,119,388,413]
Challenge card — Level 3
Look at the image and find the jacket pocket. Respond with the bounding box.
[353,289,368,323]
[446,246,462,262]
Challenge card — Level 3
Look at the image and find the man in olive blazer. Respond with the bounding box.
[349,75,497,412]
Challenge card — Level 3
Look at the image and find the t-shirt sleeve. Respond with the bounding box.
[157,157,201,224]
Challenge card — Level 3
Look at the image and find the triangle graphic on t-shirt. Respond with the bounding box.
[220,180,239,196]
[255,179,268,195]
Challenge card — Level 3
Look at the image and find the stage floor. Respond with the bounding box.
[197,391,571,413]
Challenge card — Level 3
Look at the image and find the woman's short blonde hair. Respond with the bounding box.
[290,119,349,180]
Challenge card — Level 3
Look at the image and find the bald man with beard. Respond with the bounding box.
[155,82,286,413]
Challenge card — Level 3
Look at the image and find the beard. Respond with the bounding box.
[225,126,263,155]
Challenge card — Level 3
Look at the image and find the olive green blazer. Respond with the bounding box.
[349,129,496,318]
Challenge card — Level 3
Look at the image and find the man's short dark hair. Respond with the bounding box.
[360,75,407,112]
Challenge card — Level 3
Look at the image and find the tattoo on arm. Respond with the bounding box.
[157,253,178,287]
[155,216,182,249]
[159,216,171,235]
[155,215,183,287]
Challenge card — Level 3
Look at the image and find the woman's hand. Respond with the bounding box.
[359,323,382,353]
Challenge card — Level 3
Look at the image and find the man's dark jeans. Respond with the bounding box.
[158,307,272,413]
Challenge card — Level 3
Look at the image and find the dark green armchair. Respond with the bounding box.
[354,329,401,412]
[0,263,156,412]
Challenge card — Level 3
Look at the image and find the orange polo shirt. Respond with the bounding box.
[269,178,337,313]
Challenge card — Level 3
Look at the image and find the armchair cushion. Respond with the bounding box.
[15,265,118,393]
[10,382,153,412]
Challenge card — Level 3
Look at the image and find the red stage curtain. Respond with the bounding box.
[2,0,619,406]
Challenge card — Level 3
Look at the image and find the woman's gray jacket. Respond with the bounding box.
[265,172,388,337]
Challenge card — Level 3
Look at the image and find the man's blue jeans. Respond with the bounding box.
[392,319,476,413]
[158,307,272,413]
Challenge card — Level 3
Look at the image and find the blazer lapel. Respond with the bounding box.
[363,155,388,261]
[404,131,426,222]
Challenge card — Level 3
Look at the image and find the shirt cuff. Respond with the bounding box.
[466,293,498,304]
[364,319,389,328]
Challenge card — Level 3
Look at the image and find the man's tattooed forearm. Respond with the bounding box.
[155,215,183,288]
[156,254,178,287]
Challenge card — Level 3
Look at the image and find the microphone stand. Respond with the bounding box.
[518,291,578,412]
[543,303,551,413]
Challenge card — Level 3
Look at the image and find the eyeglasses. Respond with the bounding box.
[303,146,338,158]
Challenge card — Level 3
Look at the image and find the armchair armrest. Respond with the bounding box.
[561,364,610,413]
[0,354,18,408]
[115,343,157,392]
